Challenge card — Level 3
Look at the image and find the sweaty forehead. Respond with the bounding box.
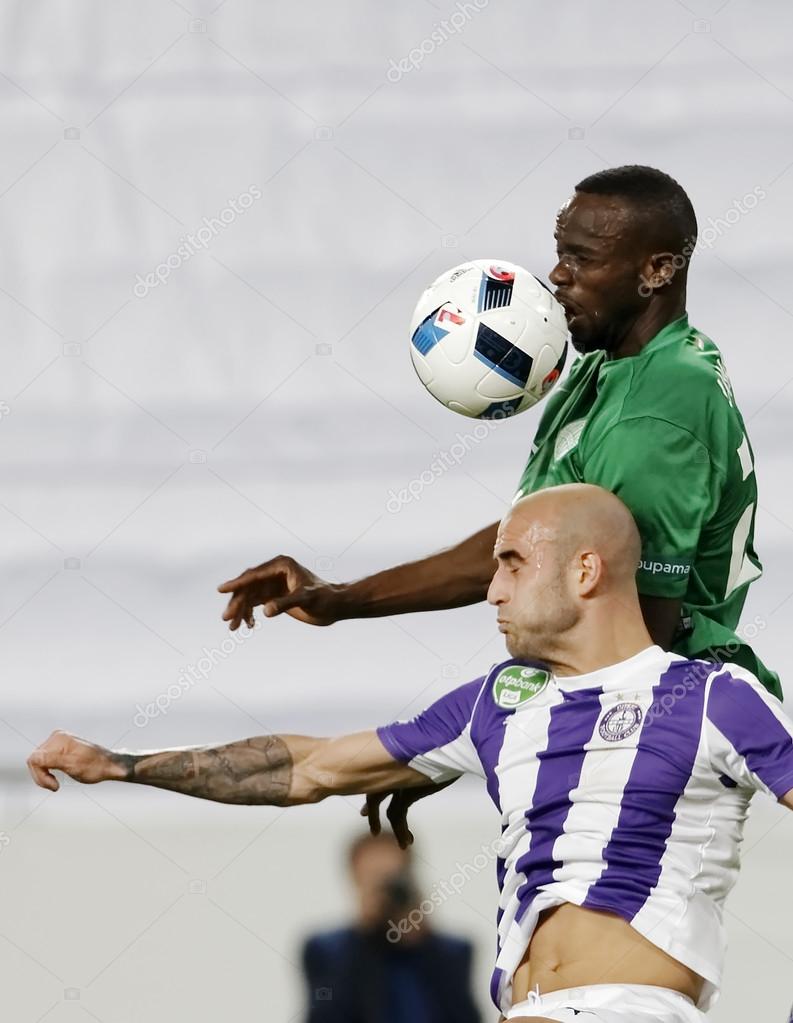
[496,516,557,555]
[555,193,637,247]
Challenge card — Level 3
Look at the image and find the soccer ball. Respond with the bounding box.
[409,259,568,419]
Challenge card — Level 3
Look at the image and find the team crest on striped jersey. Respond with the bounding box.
[598,702,643,742]
[492,665,550,709]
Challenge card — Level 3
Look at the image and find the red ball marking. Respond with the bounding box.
[436,306,466,326]
[488,265,515,283]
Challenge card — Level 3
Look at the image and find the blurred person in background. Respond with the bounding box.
[301,832,480,1023]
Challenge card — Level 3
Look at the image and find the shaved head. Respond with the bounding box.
[488,484,650,671]
[507,484,641,587]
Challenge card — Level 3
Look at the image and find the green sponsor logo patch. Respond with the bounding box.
[492,665,550,709]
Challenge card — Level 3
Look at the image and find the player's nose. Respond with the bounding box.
[486,574,506,606]
[548,259,570,287]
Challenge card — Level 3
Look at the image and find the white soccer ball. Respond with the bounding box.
[409,259,569,419]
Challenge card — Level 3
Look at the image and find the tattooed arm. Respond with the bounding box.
[27,730,425,806]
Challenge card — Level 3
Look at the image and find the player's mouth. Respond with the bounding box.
[555,292,582,325]
[497,619,510,633]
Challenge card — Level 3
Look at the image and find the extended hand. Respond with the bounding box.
[218,555,344,631]
[27,731,127,791]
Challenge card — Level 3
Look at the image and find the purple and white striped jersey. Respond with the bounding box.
[377,645,793,1015]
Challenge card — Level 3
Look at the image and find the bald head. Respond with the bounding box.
[505,484,641,589]
[488,484,649,668]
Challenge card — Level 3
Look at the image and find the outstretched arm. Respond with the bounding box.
[218,522,499,630]
[27,729,428,806]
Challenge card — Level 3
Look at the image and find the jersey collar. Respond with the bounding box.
[641,313,690,354]
[553,644,669,692]
[602,313,690,367]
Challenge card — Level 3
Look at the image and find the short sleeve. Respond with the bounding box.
[582,416,718,598]
[377,679,484,782]
[705,668,793,799]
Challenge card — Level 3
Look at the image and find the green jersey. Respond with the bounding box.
[515,314,780,697]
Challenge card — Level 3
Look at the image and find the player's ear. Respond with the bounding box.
[640,251,679,294]
[578,550,602,596]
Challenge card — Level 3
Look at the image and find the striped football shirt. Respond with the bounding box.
[377,645,793,1014]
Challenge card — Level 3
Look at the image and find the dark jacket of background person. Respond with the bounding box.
[301,833,481,1023]
[302,925,480,1023]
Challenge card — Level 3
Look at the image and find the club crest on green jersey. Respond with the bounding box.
[553,417,587,461]
[492,665,550,708]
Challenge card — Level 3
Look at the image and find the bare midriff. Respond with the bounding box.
[510,904,705,1005]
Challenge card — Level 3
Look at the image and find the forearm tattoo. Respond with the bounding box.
[107,736,294,805]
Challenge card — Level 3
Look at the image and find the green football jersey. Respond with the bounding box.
[514,314,780,697]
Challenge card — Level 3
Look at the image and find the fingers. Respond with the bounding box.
[221,598,240,626]
[386,795,414,850]
[27,748,61,792]
[217,557,293,595]
[360,793,414,849]
[219,559,296,629]
[225,586,300,629]
[217,570,253,594]
[222,593,252,631]
[362,792,385,835]
[221,587,260,631]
